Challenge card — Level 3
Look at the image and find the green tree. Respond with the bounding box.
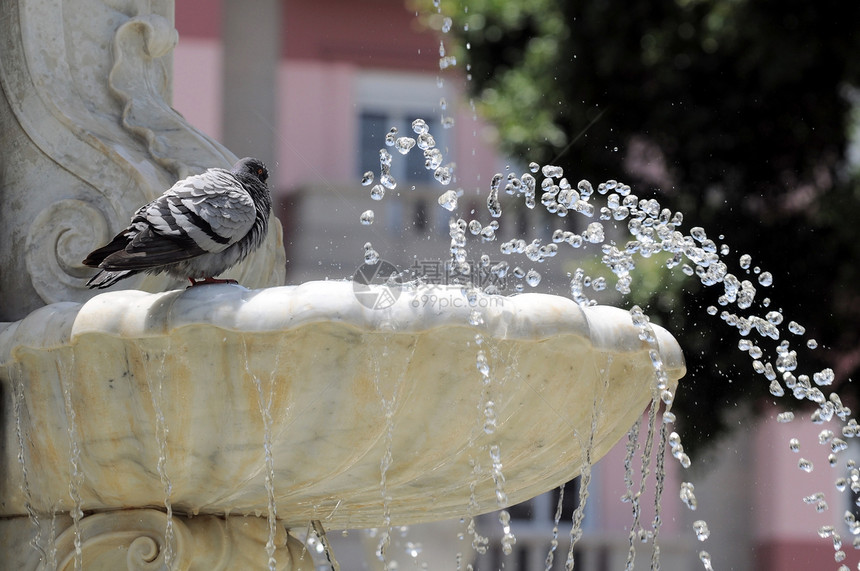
[421,0,860,452]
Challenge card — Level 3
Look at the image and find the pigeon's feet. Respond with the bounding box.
[187,277,239,288]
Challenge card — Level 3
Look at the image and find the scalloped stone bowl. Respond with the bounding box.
[0,281,684,529]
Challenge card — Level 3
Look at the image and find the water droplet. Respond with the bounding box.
[529,162,540,173]
[380,171,396,190]
[789,438,800,452]
[788,320,806,335]
[693,520,710,541]
[690,227,707,242]
[385,127,397,146]
[584,222,605,243]
[416,133,436,150]
[525,269,541,287]
[361,171,374,186]
[758,271,773,286]
[769,380,785,397]
[434,165,453,185]
[438,190,458,211]
[541,164,563,179]
[424,148,444,170]
[766,311,783,325]
[468,310,483,326]
[799,458,814,473]
[360,210,374,225]
[363,242,380,265]
[680,482,697,510]
[395,137,416,155]
[807,338,819,349]
[813,368,835,386]
[370,184,385,201]
[699,551,714,571]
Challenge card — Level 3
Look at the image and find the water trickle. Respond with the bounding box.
[566,381,602,571]
[310,520,341,571]
[244,338,281,571]
[58,352,84,571]
[140,347,175,568]
[11,364,46,563]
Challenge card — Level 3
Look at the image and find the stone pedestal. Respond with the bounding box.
[0,510,313,571]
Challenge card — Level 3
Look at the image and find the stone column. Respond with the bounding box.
[221,0,282,173]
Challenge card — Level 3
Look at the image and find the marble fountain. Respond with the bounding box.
[0,1,685,569]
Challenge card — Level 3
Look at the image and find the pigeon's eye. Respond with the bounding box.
[257,169,263,175]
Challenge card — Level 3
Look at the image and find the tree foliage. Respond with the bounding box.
[421,0,860,452]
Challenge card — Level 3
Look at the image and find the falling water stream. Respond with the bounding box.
[140,345,175,568]
[366,325,418,570]
[245,337,281,571]
[11,362,48,565]
[58,352,84,571]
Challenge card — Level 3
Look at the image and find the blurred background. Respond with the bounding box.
[172,1,860,569]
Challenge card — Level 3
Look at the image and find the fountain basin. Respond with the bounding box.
[0,281,684,529]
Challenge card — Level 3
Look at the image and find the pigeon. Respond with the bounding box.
[83,157,272,289]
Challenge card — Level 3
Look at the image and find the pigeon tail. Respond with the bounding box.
[86,269,138,289]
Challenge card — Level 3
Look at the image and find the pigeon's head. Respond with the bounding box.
[234,157,269,184]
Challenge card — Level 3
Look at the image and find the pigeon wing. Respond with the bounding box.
[96,169,256,271]
[143,169,257,254]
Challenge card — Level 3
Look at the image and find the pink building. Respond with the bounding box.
[172,1,856,569]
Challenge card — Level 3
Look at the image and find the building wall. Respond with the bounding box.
[173,0,222,140]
